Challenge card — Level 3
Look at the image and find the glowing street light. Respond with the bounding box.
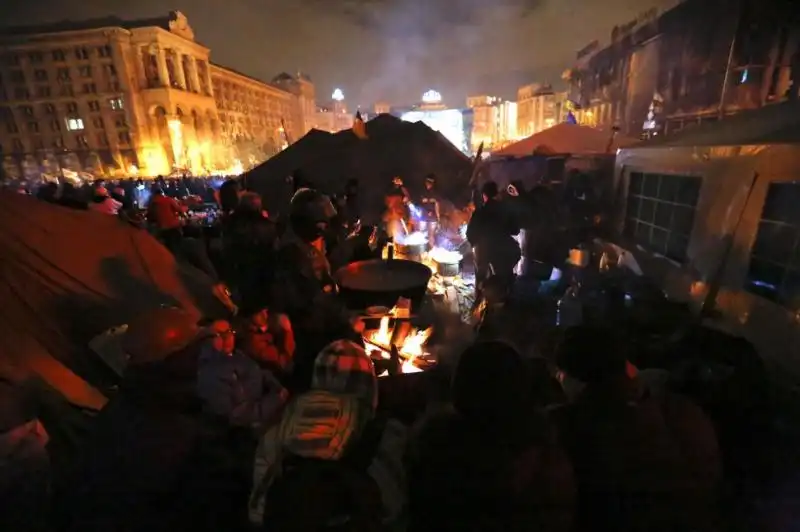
[332,88,344,101]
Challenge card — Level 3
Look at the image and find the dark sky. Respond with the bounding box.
[1,0,676,107]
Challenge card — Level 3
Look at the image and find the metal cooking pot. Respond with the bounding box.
[395,241,426,261]
[335,259,432,311]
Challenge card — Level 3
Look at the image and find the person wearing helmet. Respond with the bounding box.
[65,306,245,532]
[272,188,361,392]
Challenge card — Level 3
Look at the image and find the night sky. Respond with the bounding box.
[1,0,677,107]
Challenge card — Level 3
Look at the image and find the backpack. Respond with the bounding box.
[261,417,387,532]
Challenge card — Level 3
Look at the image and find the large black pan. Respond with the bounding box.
[335,258,432,311]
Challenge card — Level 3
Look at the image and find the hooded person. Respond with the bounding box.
[63,307,247,532]
[408,340,575,532]
[271,188,361,392]
[552,325,721,532]
[251,340,407,529]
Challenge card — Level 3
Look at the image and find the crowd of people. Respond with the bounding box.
[0,172,761,532]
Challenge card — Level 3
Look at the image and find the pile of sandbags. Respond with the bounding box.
[243,114,473,220]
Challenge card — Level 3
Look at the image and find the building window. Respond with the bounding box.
[745,182,800,307]
[97,133,108,146]
[83,83,97,94]
[36,86,51,98]
[10,70,25,83]
[79,65,92,78]
[34,69,48,82]
[624,172,702,263]
[60,85,74,97]
[92,117,104,129]
[66,117,84,131]
[19,105,34,117]
[118,131,131,144]
[27,121,38,133]
[103,64,117,77]
[88,101,100,112]
[66,102,78,113]
[53,136,64,148]
[6,121,19,134]
[12,138,23,151]
[75,47,89,60]
[76,134,89,148]
[14,88,30,100]
[50,119,60,132]
[52,49,66,62]
[98,45,112,58]
[32,137,44,150]
[108,81,121,93]
[109,97,123,110]
[57,68,71,81]
[114,117,128,128]
[43,103,55,115]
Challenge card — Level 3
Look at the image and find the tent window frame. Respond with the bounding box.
[745,181,800,308]
[623,171,701,263]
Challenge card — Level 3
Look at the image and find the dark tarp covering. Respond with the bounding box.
[0,191,227,409]
[243,114,472,222]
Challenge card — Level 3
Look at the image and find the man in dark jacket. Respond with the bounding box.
[467,181,521,295]
[63,308,247,532]
[271,188,361,392]
[223,192,278,311]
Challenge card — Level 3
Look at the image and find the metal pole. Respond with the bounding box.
[718,0,743,119]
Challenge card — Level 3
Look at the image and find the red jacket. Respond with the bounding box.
[147,194,184,230]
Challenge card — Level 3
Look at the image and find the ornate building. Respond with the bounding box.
[210,64,296,164]
[0,11,309,179]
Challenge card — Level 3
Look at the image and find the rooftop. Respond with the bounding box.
[0,15,172,36]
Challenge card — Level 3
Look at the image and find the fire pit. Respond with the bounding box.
[362,313,436,375]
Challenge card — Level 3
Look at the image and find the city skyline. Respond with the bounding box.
[0,0,678,107]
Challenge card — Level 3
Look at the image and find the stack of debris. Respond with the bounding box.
[243,114,473,221]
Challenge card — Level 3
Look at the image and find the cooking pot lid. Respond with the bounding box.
[335,259,432,292]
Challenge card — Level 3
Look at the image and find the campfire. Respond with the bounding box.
[363,313,434,375]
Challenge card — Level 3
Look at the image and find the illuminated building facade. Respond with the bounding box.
[271,72,317,137]
[311,89,351,133]
[465,95,518,152]
[515,84,567,138]
[210,64,296,165]
[0,11,309,179]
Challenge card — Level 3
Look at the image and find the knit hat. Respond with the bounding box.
[311,339,377,410]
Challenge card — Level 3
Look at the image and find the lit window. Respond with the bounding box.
[109,97,123,110]
[66,118,84,131]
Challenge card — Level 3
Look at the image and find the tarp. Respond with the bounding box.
[244,114,473,222]
[492,123,640,158]
[0,192,227,409]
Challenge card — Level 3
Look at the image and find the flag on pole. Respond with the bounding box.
[353,110,368,140]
